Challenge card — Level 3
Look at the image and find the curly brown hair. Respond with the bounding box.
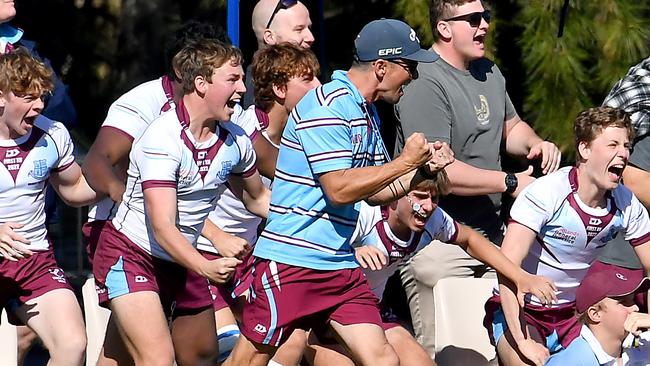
[0,47,53,97]
[252,43,319,112]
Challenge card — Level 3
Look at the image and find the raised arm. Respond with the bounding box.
[318,134,455,206]
[504,115,561,174]
[452,223,556,305]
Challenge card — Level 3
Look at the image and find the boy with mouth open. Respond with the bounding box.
[307,170,557,366]
[0,48,98,366]
[486,107,650,366]
[91,39,270,366]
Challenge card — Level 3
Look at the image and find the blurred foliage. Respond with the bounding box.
[394,0,650,160]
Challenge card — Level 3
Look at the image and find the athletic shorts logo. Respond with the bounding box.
[134,275,148,283]
[48,268,67,284]
[254,323,267,334]
[30,159,48,180]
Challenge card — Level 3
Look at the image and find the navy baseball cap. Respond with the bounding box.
[354,19,438,63]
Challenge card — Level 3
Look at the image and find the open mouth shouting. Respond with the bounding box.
[607,164,625,182]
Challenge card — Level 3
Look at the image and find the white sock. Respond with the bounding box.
[217,324,240,363]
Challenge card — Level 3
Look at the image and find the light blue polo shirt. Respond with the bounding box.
[545,325,617,366]
[253,70,387,270]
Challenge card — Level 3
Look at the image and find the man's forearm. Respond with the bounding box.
[445,159,506,196]
[505,119,543,157]
[319,156,416,206]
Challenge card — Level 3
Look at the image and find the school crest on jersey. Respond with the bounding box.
[29,159,48,180]
[218,160,233,180]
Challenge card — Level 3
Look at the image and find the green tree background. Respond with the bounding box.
[395,0,650,158]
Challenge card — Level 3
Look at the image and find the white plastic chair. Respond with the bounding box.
[433,277,498,366]
[0,308,17,364]
[82,276,111,366]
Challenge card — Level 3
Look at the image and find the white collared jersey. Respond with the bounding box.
[88,76,175,221]
[352,201,458,298]
[196,105,270,253]
[111,101,257,262]
[0,116,75,251]
[499,166,650,306]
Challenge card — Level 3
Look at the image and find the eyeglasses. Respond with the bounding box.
[389,59,419,80]
[266,0,298,29]
[443,9,491,28]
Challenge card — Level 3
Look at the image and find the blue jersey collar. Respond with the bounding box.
[0,24,24,45]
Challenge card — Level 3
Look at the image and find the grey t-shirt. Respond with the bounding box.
[394,56,517,243]
[598,134,650,269]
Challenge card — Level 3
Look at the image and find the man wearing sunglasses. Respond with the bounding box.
[244,0,314,108]
[394,0,562,360]
[223,19,451,366]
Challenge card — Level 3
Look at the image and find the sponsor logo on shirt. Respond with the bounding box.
[550,228,578,244]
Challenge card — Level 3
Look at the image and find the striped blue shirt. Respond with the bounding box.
[253,70,387,270]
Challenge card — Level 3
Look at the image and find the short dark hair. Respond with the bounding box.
[172,39,243,94]
[429,0,477,41]
[164,21,231,81]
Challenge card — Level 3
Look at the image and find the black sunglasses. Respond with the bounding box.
[444,9,491,28]
[266,0,299,29]
[389,59,419,80]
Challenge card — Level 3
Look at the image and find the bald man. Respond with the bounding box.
[243,0,314,107]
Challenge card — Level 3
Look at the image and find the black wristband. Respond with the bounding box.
[418,166,437,180]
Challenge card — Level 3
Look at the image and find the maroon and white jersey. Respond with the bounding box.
[88,76,175,221]
[498,166,650,306]
[0,116,75,251]
[352,201,458,298]
[111,100,257,262]
[196,105,270,253]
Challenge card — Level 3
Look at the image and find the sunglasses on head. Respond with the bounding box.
[444,9,491,28]
[266,0,299,29]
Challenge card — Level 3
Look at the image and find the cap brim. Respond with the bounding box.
[612,276,650,297]
[402,49,439,63]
